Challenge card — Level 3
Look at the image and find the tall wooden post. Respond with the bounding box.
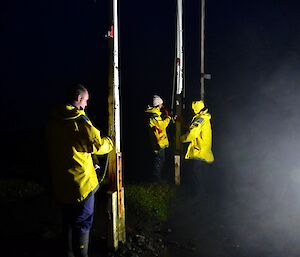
[174,0,184,185]
[200,0,205,100]
[107,0,126,251]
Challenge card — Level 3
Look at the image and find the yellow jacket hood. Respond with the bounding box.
[192,100,205,114]
[145,106,162,116]
[54,104,85,121]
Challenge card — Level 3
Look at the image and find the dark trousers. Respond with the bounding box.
[61,194,95,257]
[183,159,209,196]
[152,148,166,182]
[62,194,95,234]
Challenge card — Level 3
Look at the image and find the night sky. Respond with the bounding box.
[2,0,300,255]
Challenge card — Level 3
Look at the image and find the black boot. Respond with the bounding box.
[62,225,75,257]
[72,231,90,257]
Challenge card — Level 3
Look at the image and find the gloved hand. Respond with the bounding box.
[95,164,101,174]
[153,126,163,134]
[161,105,169,117]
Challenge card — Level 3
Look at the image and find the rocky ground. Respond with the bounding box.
[0,180,171,257]
[1,178,300,257]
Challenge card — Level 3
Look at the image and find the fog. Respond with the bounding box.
[2,0,300,255]
[205,33,300,256]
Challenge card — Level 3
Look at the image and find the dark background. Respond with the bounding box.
[2,0,300,255]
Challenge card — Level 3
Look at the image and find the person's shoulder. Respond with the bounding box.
[201,110,211,120]
[145,107,160,119]
[76,116,89,128]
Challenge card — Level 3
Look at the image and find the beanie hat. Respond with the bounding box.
[153,95,163,107]
[192,100,205,114]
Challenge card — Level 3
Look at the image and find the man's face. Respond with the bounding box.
[78,90,89,110]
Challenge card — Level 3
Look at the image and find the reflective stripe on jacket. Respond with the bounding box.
[145,106,171,151]
[47,105,113,204]
[181,109,214,163]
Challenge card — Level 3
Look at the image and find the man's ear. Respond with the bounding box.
[76,94,82,102]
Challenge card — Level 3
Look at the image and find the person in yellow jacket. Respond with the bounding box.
[181,100,214,196]
[145,95,171,182]
[47,84,113,257]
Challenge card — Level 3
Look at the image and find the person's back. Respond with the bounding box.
[181,100,214,196]
[181,100,214,162]
[47,84,113,257]
[48,104,112,203]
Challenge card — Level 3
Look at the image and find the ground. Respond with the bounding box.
[1,179,300,257]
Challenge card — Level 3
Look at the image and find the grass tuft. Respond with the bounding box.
[125,183,176,227]
[0,179,45,202]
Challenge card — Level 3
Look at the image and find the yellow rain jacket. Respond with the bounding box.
[145,106,171,151]
[47,105,113,204]
[181,101,214,163]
